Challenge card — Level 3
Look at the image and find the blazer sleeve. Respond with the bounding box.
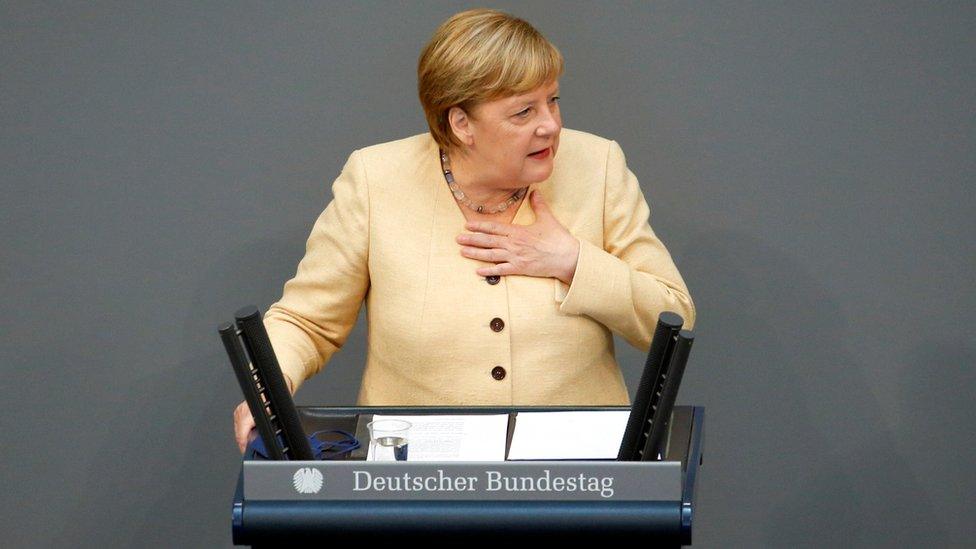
[262,149,370,392]
[554,139,696,350]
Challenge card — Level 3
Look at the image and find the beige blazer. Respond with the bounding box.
[263,128,696,406]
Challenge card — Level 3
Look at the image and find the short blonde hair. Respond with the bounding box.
[418,9,565,152]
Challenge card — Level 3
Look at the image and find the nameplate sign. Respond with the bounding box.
[244,461,681,501]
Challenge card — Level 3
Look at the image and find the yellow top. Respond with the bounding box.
[263,128,696,406]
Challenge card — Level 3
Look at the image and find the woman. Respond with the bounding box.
[234,8,696,452]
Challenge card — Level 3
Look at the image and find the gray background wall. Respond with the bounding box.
[2,1,973,547]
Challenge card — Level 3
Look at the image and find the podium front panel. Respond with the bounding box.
[232,405,704,545]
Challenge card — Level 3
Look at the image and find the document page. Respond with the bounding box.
[507,410,631,460]
[369,414,509,461]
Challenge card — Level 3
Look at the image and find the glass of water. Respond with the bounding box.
[367,419,411,461]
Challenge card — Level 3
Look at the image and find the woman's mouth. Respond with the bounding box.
[528,147,551,159]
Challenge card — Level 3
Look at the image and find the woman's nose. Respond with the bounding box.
[536,111,560,136]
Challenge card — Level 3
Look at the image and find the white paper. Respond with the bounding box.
[368,414,509,462]
[507,410,631,460]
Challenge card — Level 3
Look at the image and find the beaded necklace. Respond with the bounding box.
[439,149,528,214]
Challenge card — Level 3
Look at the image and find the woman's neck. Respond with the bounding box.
[446,149,526,207]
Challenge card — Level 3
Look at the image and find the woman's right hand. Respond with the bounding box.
[234,375,295,454]
[233,400,256,454]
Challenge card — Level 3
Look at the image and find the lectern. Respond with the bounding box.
[222,308,703,545]
[231,404,704,545]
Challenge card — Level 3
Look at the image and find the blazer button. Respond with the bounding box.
[491,366,507,380]
[490,317,505,332]
[486,275,500,285]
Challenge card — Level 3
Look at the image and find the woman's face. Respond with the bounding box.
[452,80,562,189]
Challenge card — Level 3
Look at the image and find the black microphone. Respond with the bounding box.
[617,312,683,461]
[220,306,314,460]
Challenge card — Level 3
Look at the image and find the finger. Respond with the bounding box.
[460,246,508,262]
[476,263,516,277]
[235,402,255,453]
[456,232,507,248]
[237,417,255,453]
[235,405,247,452]
[464,220,512,236]
[529,190,553,218]
[529,189,545,208]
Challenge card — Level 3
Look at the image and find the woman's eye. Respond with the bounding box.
[516,97,558,118]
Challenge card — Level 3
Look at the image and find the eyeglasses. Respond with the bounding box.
[251,429,361,460]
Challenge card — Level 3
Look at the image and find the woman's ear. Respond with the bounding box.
[448,106,474,146]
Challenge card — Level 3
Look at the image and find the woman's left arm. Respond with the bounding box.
[555,139,696,349]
